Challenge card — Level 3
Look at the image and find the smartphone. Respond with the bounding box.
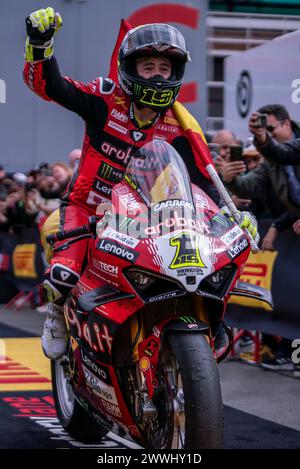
[229,145,243,162]
[256,113,268,129]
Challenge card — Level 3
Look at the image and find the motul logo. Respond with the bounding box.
[101,142,132,165]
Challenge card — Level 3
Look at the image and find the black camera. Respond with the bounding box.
[256,113,268,129]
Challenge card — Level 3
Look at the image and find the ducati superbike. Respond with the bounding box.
[48,139,272,448]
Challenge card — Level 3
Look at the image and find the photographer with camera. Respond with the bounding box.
[249,108,300,165]
[223,104,300,247]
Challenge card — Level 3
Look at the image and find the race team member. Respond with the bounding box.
[23,7,257,359]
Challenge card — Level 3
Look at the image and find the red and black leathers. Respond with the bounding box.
[23,56,220,301]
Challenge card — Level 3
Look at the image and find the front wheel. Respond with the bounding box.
[164,332,223,449]
[51,357,109,443]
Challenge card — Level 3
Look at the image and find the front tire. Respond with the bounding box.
[51,358,109,443]
[165,332,223,449]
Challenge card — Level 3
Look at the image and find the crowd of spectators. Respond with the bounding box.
[0,149,81,233]
[207,103,300,373]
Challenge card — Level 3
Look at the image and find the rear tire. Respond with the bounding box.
[166,332,223,449]
[51,358,109,443]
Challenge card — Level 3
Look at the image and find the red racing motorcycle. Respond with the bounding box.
[48,139,272,449]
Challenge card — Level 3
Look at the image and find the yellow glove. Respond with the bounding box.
[25,7,62,62]
[220,207,260,245]
[238,211,260,244]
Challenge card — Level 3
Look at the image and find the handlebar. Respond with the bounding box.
[46,215,99,246]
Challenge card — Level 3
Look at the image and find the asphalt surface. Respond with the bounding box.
[0,305,299,449]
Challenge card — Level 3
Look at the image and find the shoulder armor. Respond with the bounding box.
[98,77,116,95]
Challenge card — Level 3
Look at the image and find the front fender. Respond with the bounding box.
[163,317,210,335]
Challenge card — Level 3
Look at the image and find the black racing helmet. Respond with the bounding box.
[118,23,190,111]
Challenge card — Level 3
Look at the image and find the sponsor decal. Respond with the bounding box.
[153,199,194,212]
[101,400,122,418]
[169,232,206,270]
[187,323,199,329]
[212,214,232,227]
[97,239,139,263]
[98,162,123,184]
[227,238,249,260]
[221,225,243,247]
[139,357,150,372]
[111,108,128,123]
[93,179,113,197]
[144,340,158,358]
[114,185,129,196]
[83,366,118,404]
[89,268,120,289]
[119,193,141,212]
[124,174,138,191]
[86,190,108,205]
[156,124,177,133]
[92,258,118,277]
[194,192,209,210]
[12,244,37,279]
[108,120,128,135]
[130,130,146,142]
[100,141,132,166]
[175,267,203,277]
[145,211,210,236]
[130,155,159,171]
[93,322,113,355]
[179,316,197,324]
[81,352,111,384]
[102,227,139,248]
[164,116,179,126]
[114,95,127,110]
[149,291,178,302]
[152,326,161,338]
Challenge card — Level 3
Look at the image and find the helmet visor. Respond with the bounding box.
[122,24,188,61]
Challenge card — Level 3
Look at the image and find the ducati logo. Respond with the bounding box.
[130,130,146,142]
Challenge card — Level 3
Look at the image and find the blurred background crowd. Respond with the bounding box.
[0,149,80,233]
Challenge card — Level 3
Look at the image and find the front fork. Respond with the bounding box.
[130,301,212,400]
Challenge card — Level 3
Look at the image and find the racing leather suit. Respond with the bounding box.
[23,56,220,304]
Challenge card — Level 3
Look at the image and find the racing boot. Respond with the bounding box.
[41,303,68,359]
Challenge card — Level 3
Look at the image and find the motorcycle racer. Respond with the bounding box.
[23,7,258,359]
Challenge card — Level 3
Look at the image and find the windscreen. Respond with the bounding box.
[124,139,194,207]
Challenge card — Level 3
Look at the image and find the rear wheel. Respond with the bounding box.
[163,332,223,449]
[51,357,109,443]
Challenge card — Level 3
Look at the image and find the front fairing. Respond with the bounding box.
[94,186,250,298]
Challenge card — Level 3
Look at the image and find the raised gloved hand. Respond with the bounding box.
[25,7,62,62]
